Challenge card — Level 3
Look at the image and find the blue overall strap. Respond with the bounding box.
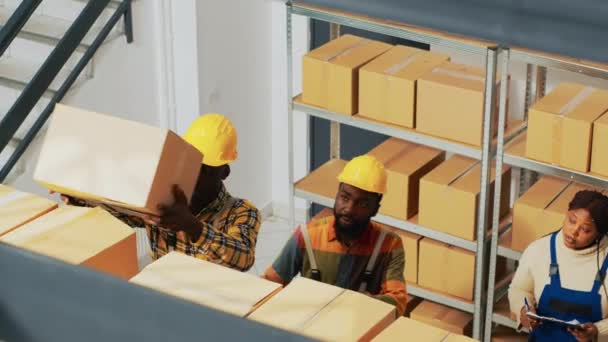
[592,245,608,293]
[549,232,561,286]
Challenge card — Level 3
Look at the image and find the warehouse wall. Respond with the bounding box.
[196,0,274,212]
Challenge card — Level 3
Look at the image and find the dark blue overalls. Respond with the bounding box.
[530,232,608,341]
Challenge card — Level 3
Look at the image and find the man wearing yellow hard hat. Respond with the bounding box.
[263,155,407,315]
[62,114,261,272]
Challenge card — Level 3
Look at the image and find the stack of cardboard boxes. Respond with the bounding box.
[249,277,396,341]
[302,35,505,147]
[526,83,608,175]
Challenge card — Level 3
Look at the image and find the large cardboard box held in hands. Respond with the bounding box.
[249,277,396,342]
[416,62,501,147]
[511,176,594,252]
[526,83,608,172]
[1,206,137,279]
[418,239,476,301]
[302,34,392,115]
[34,104,203,217]
[418,155,511,241]
[359,46,449,128]
[130,252,282,317]
[373,317,475,342]
[411,300,473,336]
[368,138,445,220]
[0,184,57,237]
[591,112,608,177]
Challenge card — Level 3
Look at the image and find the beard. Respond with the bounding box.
[333,207,369,243]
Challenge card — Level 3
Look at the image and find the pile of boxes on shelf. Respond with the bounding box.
[302,34,507,147]
[526,83,608,176]
[298,33,530,340]
[505,83,608,252]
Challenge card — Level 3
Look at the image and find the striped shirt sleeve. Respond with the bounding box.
[373,238,407,316]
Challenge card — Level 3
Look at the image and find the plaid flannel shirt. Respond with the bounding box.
[77,184,260,272]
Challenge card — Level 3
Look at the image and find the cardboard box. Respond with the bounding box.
[130,252,282,317]
[510,176,596,252]
[416,62,501,147]
[0,184,58,237]
[410,300,473,336]
[491,326,528,341]
[373,317,450,341]
[359,46,449,128]
[591,112,608,177]
[387,226,422,284]
[34,104,203,217]
[1,206,137,279]
[418,239,476,301]
[368,138,445,220]
[526,83,608,171]
[418,155,511,241]
[373,317,475,342]
[302,34,392,115]
[249,277,396,341]
[296,159,345,199]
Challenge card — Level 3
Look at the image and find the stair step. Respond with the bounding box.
[0,53,91,97]
[0,3,124,52]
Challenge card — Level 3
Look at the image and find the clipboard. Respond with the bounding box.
[526,312,583,329]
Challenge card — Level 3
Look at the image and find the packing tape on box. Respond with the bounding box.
[431,67,485,82]
[551,86,595,163]
[544,182,571,210]
[322,38,371,62]
[447,162,479,187]
[384,52,422,75]
[0,190,29,207]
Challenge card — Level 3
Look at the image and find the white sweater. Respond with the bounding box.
[509,231,608,341]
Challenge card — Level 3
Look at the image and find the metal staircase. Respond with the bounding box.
[0,0,133,184]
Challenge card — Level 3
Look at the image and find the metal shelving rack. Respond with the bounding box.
[484,49,608,340]
[286,2,507,339]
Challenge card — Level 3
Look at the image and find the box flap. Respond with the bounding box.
[419,62,488,92]
[452,163,510,194]
[1,206,133,264]
[248,277,344,332]
[373,317,449,341]
[566,87,608,123]
[306,34,392,68]
[596,111,608,126]
[547,182,597,215]
[368,138,443,175]
[0,185,58,236]
[302,289,395,341]
[361,45,449,80]
[515,176,571,209]
[421,155,478,187]
[131,252,281,317]
[412,300,473,333]
[295,159,345,199]
[532,83,586,114]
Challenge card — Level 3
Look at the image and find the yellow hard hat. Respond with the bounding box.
[337,155,387,194]
[183,113,238,167]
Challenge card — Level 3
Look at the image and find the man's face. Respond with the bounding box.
[333,183,380,241]
[190,164,228,205]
